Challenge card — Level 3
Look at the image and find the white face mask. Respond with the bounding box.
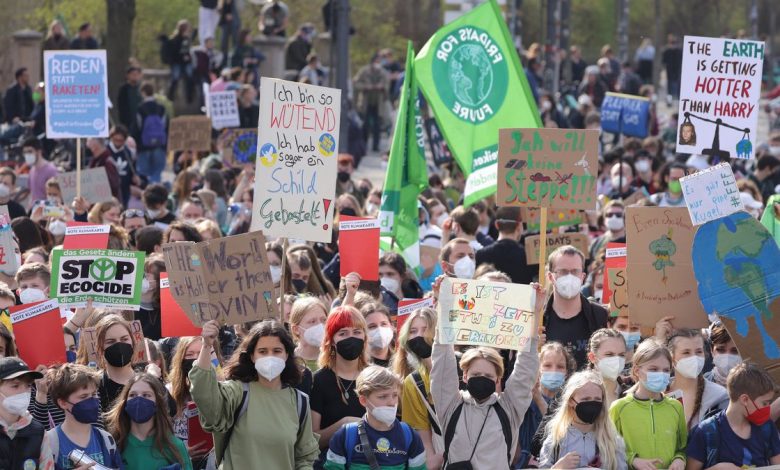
[605,215,625,232]
[19,288,47,304]
[380,276,400,294]
[147,208,161,219]
[611,176,627,191]
[554,274,582,299]
[2,391,31,416]
[453,256,476,279]
[369,401,398,427]
[0,184,10,198]
[712,353,742,376]
[49,219,67,236]
[254,356,286,381]
[593,289,603,302]
[269,265,282,284]
[675,355,705,379]
[597,356,626,381]
[365,202,378,214]
[369,327,394,349]
[141,278,151,294]
[635,160,651,173]
[302,323,325,347]
[24,153,37,166]
[435,212,448,227]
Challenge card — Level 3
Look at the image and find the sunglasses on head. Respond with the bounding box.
[123,209,146,218]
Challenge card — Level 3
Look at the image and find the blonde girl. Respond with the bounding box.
[539,370,626,470]
[289,296,329,372]
[587,328,627,406]
[610,339,687,470]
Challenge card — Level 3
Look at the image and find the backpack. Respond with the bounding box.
[700,413,776,468]
[46,425,118,467]
[140,110,167,148]
[442,401,513,468]
[343,420,414,467]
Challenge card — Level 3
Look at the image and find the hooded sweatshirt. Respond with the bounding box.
[761,194,780,247]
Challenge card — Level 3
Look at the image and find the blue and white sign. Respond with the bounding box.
[600,92,650,138]
[44,50,109,138]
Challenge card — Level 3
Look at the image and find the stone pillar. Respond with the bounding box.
[253,35,287,80]
[12,29,43,84]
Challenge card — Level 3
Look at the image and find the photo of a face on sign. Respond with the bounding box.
[679,121,697,145]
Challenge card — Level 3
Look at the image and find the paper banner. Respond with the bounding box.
[692,211,780,381]
[50,249,146,310]
[397,297,435,333]
[0,206,18,276]
[160,273,201,337]
[437,277,536,351]
[250,77,341,243]
[206,90,240,130]
[524,233,589,265]
[602,243,626,305]
[497,128,599,210]
[680,162,743,225]
[56,167,112,205]
[601,92,651,138]
[220,128,258,166]
[62,222,110,250]
[677,36,764,159]
[339,216,380,280]
[167,115,212,153]
[10,299,67,367]
[162,231,278,326]
[626,207,708,328]
[44,50,109,138]
[521,208,582,231]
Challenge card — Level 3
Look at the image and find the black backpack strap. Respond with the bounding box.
[442,402,464,465]
[294,388,309,430]
[492,402,513,466]
[357,420,381,470]
[412,371,441,436]
[219,382,249,464]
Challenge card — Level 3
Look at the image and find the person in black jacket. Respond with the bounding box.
[2,68,33,125]
[285,23,315,76]
[69,22,99,49]
[117,66,142,132]
[475,206,533,284]
[167,20,195,103]
[0,357,45,470]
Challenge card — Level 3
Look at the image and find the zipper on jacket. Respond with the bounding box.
[650,400,656,434]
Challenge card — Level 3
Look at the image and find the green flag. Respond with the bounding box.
[415,0,541,206]
[379,42,428,268]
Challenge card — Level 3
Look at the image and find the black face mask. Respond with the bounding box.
[407,336,432,359]
[181,358,196,376]
[574,400,603,424]
[335,337,364,361]
[292,278,307,293]
[337,171,351,183]
[466,376,496,401]
[104,342,134,368]
[339,207,357,217]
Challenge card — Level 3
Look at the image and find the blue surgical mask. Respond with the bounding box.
[66,350,77,363]
[621,331,641,350]
[642,371,670,393]
[540,371,566,391]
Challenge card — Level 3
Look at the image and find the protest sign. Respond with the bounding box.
[10,300,66,367]
[220,128,258,166]
[339,216,380,280]
[129,320,147,363]
[680,162,743,225]
[167,116,212,153]
[397,297,435,333]
[626,207,708,328]
[521,208,582,231]
[206,90,240,130]
[607,267,629,318]
[56,167,112,205]
[601,92,651,138]
[44,50,109,138]
[677,36,764,159]
[50,249,146,309]
[524,233,589,265]
[497,129,599,210]
[80,326,100,365]
[160,273,201,337]
[424,117,452,165]
[693,211,780,381]
[0,206,18,276]
[437,277,536,351]
[62,222,110,250]
[162,231,278,326]
[250,77,341,243]
[602,243,626,305]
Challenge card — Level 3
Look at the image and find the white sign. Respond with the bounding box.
[251,77,341,243]
[206,90,240,130]
[680,162,744,225]
[677,36,765,159]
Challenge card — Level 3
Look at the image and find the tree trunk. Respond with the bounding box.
[106,0,136,123]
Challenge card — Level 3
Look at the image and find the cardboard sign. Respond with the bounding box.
[437,277,536,351]
[207,90,240,130]
[62,222,110,250]
[497,129,599,210]
[10,300,67,367]
[339,216,380,280]
[79,326,100,365]
[44,50,109,138]
[220,128,258,166]
[626,207,707,328]
[607,267,629,318]
[167,116,212,153]
[162,231,278,326]
[160,274,201,337]
[397,297,435,333]
[602,243,626,305]
[0,206,18,276]
[680,162,743,225]
[522,208,582,231]
[56,167,112,205]
[677,36,765,159]
[250,77,341,243]
[524,233,589,265]
[692,212,780,381]
[50,249,146,309]
[129,320,147,363]
[601,92,651,138]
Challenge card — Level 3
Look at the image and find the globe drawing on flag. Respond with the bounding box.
[449,44,494,107]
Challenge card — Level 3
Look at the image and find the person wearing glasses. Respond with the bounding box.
[588,200,626,261]
[543,246,608,370]
[120,209,150,233]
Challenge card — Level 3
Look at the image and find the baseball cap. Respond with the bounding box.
[0,357,43,381]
